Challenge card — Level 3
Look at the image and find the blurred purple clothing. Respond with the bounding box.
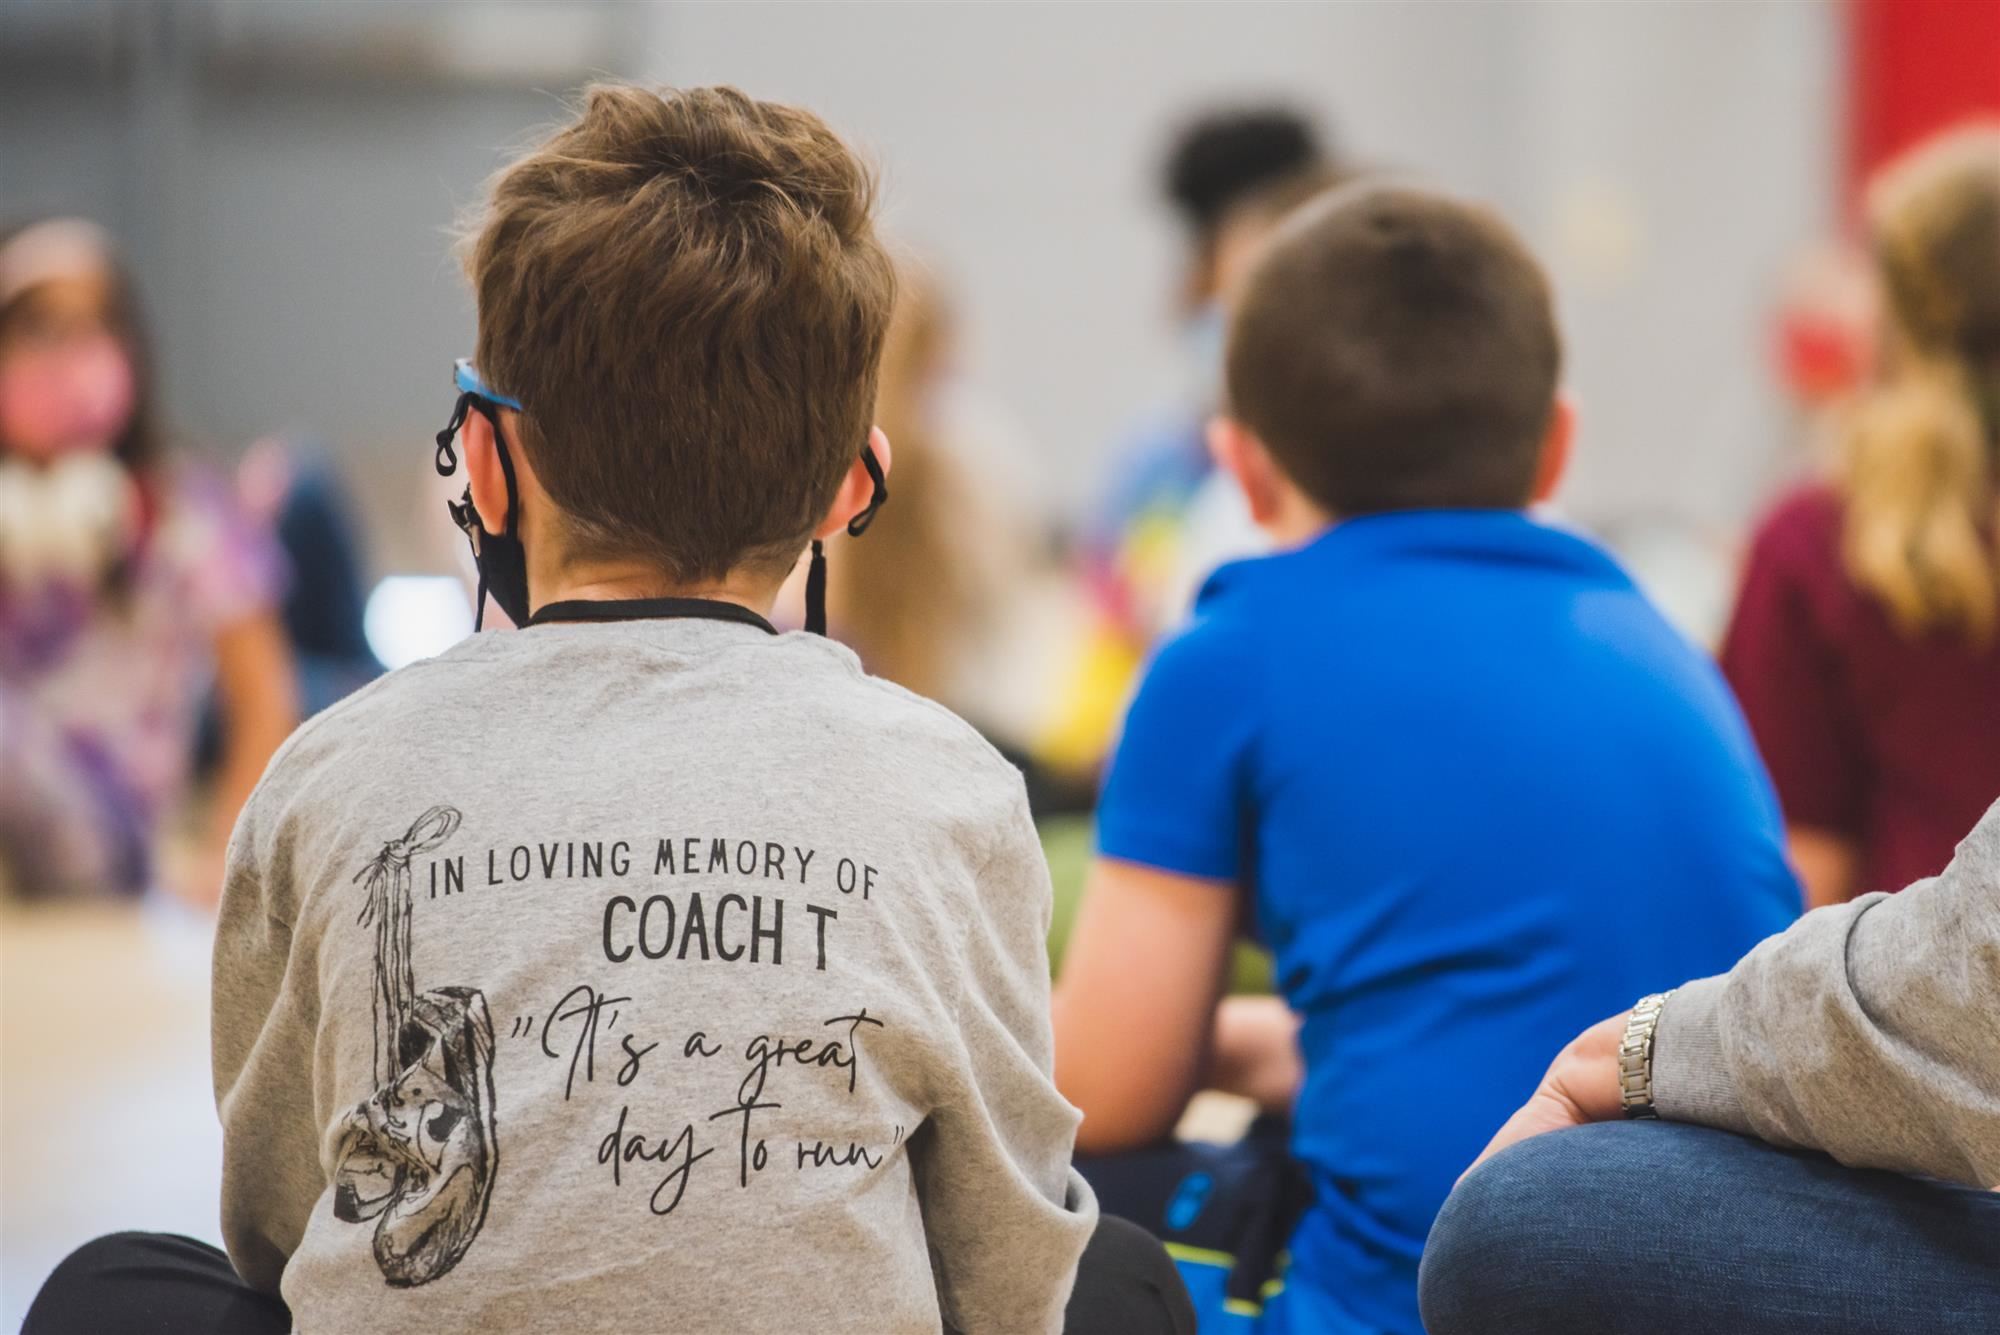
[1720,483,2000,895]
[0,466,282,896]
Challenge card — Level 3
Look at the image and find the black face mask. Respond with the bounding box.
[434,392,529,631]
[434,388,887,636]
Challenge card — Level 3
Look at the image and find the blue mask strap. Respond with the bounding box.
[453,358,524,411]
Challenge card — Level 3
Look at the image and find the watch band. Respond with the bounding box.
[1617,990,1676,1119]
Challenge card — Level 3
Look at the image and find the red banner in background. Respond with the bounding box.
[1850,0,2000,197]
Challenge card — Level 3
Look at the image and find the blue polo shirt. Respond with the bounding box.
[1096,510,1799,1335]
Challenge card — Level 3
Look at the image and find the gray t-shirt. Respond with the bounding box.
[213,616,1096,1334]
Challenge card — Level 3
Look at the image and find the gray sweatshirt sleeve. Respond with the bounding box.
[914,783,1099,1334]
[1653,796,2000,1186]
[212,772,326,1293]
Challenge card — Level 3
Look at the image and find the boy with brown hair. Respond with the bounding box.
[26,85,1190,1335]
[1053,183,1797,1333]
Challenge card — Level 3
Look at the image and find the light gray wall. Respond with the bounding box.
[650,0,1839,531]
[1514,2,1840,529]
[1,0,644,570]
[1,0,1839,573]
[650,2,1529,516]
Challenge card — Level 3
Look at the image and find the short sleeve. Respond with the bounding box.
[1094,616,1258,882]
[1718,499,1865,836]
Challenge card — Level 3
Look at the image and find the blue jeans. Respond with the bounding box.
[1420,1120,2000,1334]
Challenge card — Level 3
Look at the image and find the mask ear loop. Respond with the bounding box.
[805,541,831,636]
[435,393,521,632]
[805,442,889,636]
[435,394,472,476]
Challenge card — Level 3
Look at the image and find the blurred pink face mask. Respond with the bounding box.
[0,332,135,461]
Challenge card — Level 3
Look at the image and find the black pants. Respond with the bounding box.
[1078,1114,1309,1317]
[25,1217,1194,1335]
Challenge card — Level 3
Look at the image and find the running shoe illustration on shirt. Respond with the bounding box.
[331,805,499,1287]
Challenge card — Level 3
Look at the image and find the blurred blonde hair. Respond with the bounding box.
[828,263,976,700]
[1841,124,2000,640]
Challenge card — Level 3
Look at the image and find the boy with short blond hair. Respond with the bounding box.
[26,85,1190,1335]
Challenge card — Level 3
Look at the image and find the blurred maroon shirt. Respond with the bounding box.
[1721,484,2000,895]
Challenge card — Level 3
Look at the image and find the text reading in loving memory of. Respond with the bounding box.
[425,836,883,972]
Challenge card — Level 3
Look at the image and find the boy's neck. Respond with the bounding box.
[536,556,780,616]
[1264,496,1336,550]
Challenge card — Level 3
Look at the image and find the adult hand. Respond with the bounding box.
[1464,1009,1630,1176]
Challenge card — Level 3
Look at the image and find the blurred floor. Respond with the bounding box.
[0,900,223,1330]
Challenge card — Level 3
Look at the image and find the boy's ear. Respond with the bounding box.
[815,426,894,540]
[1207,415,1286,527]
[1530,393,1577,505]
[462,406,509,538]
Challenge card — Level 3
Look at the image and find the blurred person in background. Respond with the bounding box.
[1043,106,1343,775]
[831,264,990,706]
[192,438,384,789]
[1769,238,1875,464]
[0,218,297,904]
[1085,104,1330,575]
[236,438,384,712]
[796,259,1089,810]
[186,433,384,787]
[1721,124,2000,908]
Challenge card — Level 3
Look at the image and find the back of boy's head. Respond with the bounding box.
[1225,184,1561,515]
[465,84,895,581]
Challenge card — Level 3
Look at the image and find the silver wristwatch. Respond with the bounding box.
[1617,990,1675,1119]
